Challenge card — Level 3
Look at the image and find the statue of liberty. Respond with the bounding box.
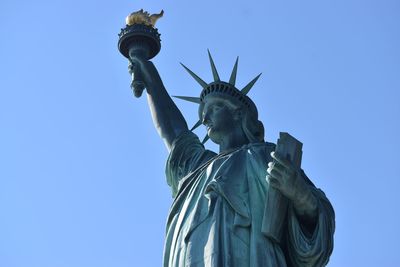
[119,10,335,266]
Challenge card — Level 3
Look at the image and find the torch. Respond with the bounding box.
[118,9,164,97]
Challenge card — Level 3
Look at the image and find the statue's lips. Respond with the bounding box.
[205,123,213,129]
[206,124,214,134]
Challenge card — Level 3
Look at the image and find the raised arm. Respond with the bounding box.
[129,55,189,151]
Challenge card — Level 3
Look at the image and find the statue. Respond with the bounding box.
[118,10,335,267]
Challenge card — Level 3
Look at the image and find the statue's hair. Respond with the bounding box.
[242,111,265,143]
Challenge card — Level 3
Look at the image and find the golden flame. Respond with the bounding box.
[125,9,164,27]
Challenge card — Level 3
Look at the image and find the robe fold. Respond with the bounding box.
[163,131,335,267]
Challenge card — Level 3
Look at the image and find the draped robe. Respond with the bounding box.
[163,132,335,267]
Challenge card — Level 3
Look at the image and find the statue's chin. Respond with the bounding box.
[207,131,221,145]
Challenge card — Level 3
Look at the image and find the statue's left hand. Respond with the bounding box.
[267,151,318,221]
[267,152,310,202]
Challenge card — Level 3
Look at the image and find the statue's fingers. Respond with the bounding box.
[266,175,281,188]
[275,162,296,180]
[128,60,138,73]
[268,161,286,177]
[128,56,145,69]
[272,161,286,173]
[268,161,284,171]
[268,165,296,187]
[267,169,282,180]
[271,152,295,171]
[128,61,133,70]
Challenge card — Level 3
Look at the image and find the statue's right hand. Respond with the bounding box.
[127,61,135,76]
[128,57,146,97]
[128,57,160,97]
[128,58,146,97]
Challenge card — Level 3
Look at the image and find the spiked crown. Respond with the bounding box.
[174,50,262,143]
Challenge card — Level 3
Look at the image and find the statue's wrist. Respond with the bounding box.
[293,188,318,221]
[145,77,166,95]
[144,64,164,90]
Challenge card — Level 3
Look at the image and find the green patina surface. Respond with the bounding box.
[118,15,335,266]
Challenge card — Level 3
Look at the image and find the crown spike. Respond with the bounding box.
[180,63,208,88]
[202,135,210,144]
[173,95,201,104]
[190,120,202,131]
[207,49,220,82]
[241,73,262,95]
[229,57,239,86]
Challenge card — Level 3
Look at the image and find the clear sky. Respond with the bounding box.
[0,0,399,266]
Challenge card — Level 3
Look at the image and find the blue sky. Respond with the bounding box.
[0,0,399,266]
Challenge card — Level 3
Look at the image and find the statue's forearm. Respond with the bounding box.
[145,68,188,151]
[294,190,318,218]
[293,188,318,232]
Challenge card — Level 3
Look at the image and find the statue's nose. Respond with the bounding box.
[202,112,211,125]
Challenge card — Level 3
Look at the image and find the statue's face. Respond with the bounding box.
[202,98,239,144]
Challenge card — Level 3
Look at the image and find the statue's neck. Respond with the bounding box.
[218,131,249,153]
